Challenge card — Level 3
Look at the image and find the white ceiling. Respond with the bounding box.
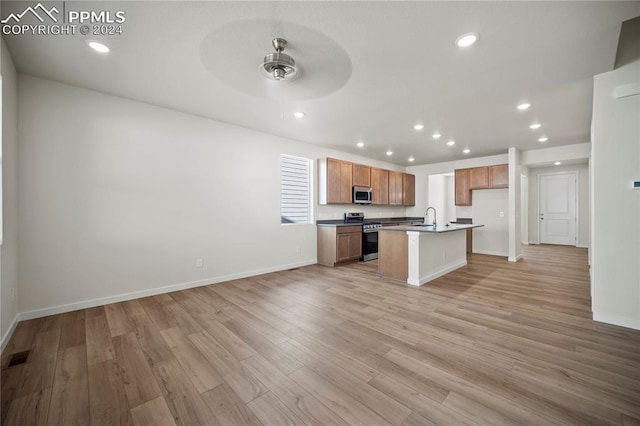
[3,1,639,165]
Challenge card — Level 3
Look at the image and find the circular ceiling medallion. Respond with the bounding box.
[200,19,352,101]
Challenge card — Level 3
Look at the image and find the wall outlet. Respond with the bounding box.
[442,252,446,259]
[10,287,15,301]
[296,247,301,253]
[499,211,505,217]
[196,258,204,268]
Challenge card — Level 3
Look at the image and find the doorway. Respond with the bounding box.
[538,172,577,245]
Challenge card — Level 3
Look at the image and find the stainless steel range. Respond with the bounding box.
[344,212,381,262]
[362,221,382,261]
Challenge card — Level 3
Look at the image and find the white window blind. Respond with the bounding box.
[280,154,311,224]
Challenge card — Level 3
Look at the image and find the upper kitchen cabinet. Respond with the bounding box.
[455,164,509,206]
[455,168,472,206]
[489,164,509,188]
[388,171,404,205]
[402,173,416,206]
[319,158,353,204]
[353,164,371,187]
[371,167,389,205]
[469,167,489,189]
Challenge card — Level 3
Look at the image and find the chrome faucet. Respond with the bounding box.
[425,207,437,227]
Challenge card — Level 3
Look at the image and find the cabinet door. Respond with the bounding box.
[348,233,362,260]
[326,158,342,204]
[340,161,353,203]
[389,171,404,205]
[371,168,389,205]
[402,173,415,206]
[336,232,361,262]
[489,164,509,188]
[353,164,371,187]
[336,234,351,262]
[469,167,489,189]
[455,169,472,206]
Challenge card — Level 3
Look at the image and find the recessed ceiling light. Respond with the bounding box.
[386,150,393,156]
[293,111,305,119]
[408,157,415,162]
[554,161,562,166]
[462,148,471,154]
[447,140,455,146]
[88,41,110,53]
[356,141,364,148]
[455,32,479,47]
[529,123,541,129]
[432,133,442,139]
[414,124,424,131]
[538,137,549,142]
[517,103,531,111]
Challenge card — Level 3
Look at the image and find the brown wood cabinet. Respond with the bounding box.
[389,171,404,205]
[325,158,353,204]
[317,225,362,267]
[319,158,415,206]
[455,164,509,205]
[469,167,489,189]
[402,173,416,206]
[489,164,509,188]
[352,164,371,187]
[371,168,389,205]
[455,168,472,206]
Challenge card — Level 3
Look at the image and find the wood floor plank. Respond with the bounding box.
[112,332,162,410]
[58,310,86,350]
[159,327,224,393]
[88,360,133,426]
[104,303,133,337]
[130,396,177,426]
[86,314,116,366]
[15,330,60,398]
[188,331,267,403]
[151,358,219,426]
[289,366,393,425]
[47,345,90,426]
[201,383,263,426]
[3,388,51,426]
[247,391,304,426]
[241,353,348,425]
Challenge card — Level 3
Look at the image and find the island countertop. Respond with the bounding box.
[379,223,484,233]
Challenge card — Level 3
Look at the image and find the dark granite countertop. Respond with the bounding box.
[316,217,424,227]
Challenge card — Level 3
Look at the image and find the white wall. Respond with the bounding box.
[427,174,447,224]
[470,189,509,256]
[527,163,590,247]
[1,38,19,348]
[591,60,640,330]
[17,75,407,316]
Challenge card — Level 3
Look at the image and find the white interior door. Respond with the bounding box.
[539,173,577,245]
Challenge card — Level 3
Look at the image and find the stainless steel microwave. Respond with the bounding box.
[353,186,372,204]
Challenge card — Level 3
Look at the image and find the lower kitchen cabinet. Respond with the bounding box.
[317,225,362,267]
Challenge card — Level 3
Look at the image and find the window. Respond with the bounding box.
[280,154,312,224]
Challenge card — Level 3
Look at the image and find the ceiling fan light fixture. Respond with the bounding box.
[259,38,298,81]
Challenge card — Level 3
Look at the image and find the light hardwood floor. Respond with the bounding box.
[2,245,640,425]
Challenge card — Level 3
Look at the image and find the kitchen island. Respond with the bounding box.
[379,224,483,286]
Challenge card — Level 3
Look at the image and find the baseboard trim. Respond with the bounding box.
[1,314,20,352]
[508,254,524,262]
[593,312,640,331]
[19,259,317,321]
[472,249,509,257]
[408,260,467,286]
[576,244,589,249]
